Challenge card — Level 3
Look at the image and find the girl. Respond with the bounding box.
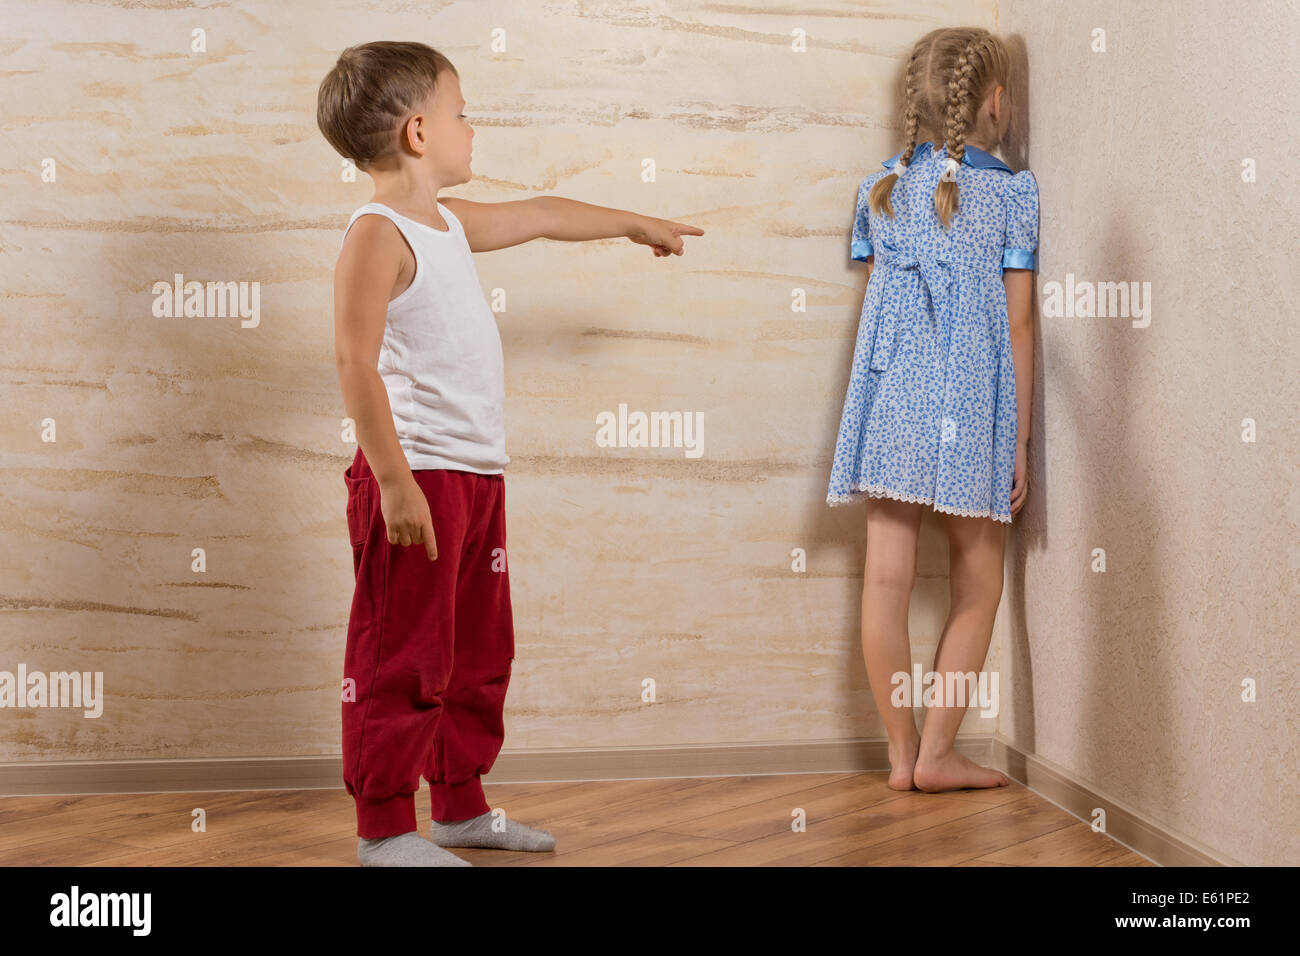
[826,27,1039,792]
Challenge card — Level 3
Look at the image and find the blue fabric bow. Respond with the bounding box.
[869,242,955,371]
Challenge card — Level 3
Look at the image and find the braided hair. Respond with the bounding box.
[868,28,1014,229]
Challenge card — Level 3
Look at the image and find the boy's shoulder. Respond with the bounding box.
[336,204,416,271]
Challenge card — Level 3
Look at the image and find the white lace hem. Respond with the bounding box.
[826,482,1012,523]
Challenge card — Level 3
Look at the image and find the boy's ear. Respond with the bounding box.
[402,112,427,157]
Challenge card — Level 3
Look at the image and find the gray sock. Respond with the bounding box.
[357,830,472,867]
[430,810,556,851]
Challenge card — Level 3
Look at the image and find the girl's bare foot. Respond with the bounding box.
[887,736,921,790]
[913,750,1010,792]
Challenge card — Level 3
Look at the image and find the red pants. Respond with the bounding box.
[342,447,515,839]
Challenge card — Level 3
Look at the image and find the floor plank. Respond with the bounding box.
[0,773,1152,866]
[972,823,1151,866]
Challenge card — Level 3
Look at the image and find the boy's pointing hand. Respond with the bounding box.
[629,215,705,257]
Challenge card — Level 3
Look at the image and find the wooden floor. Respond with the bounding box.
[0,772,1152,866]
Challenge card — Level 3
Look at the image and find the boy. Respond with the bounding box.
[318,40,703,866]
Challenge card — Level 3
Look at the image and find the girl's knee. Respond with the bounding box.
[950,565,1003,609]
[863,561,917,596]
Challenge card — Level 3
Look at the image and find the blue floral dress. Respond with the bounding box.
[826,140,1040,522]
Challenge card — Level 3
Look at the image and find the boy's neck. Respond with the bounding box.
[367,167,447,223]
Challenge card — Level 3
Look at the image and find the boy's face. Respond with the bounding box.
[405,70,474,186]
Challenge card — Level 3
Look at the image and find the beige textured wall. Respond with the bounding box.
[1,0,1293,865]
[993,0,1298,866]
[2,0,984,758]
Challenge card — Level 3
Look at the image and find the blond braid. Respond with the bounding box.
[934,35,978,227]
[869,46,924,218]
[862,29,1013,230]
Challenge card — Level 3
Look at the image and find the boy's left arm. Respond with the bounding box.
[442,196,703,256]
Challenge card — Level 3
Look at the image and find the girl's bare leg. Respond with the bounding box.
[861,497,924,790]
[914,512,1011,792]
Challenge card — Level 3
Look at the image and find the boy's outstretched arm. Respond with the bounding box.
[442,196,704,256]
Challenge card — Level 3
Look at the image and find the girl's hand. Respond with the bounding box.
[377,474,438,560]
[1010,440,1029,517]
[629,215,705,257]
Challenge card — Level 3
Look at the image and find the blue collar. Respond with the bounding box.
[883,140,1012,174]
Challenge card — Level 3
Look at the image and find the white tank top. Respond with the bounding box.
[340,201,508,474]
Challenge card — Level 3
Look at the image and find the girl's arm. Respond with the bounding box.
[1003,268,1034,448]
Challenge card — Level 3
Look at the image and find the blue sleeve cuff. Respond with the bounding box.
[851,238,874,261]
[1001,248,1036,270]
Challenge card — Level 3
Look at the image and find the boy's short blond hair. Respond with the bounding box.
[317,41,459,171]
